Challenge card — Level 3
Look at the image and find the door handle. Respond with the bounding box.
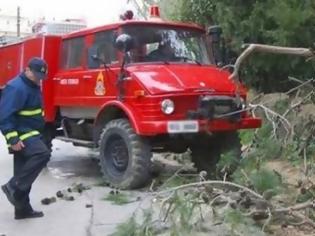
[83,75,92,79]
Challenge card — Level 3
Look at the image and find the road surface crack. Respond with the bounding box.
[85,191,95,236]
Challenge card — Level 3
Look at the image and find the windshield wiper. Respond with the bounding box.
[174,56,202,66]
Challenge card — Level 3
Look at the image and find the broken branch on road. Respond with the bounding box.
[151,179,315,233]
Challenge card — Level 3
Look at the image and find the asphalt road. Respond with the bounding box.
[0,136,147,236]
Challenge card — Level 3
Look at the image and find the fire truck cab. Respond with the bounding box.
[0,7,261,189]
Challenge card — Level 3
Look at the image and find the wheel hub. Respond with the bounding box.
[106,135,129,173]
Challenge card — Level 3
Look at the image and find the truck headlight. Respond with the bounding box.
[161,99,175,115]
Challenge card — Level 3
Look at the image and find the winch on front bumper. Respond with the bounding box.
[187,95,244,121]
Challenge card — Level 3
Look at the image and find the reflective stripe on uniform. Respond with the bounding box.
[7,130,40,148]
[5,131,18,140]
[19,131,40,141]
[18,108,42,116]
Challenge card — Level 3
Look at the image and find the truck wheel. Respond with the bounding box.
[99,118,152,189]
[190,132,241,179]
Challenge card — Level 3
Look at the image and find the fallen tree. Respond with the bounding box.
[111,45,315,236]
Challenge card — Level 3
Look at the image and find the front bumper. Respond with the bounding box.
[137,116,262,136]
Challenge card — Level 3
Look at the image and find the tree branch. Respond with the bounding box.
[229,44,315,82]
[155,180,264,199]
[274,200,315,213]
[246,200,315,228]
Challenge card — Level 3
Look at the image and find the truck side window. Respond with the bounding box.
[88,31,118,69]
[61,37,85,69]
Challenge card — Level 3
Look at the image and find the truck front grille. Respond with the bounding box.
[187,95,242,121]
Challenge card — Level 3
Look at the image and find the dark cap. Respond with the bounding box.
[28,57,48,80]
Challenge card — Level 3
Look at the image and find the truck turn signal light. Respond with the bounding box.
[150,5,160,18]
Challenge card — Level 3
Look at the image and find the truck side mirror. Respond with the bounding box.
[115,34,134,53]
[114,34,134,101]
[88,46,100,69]
[208,25,225,66]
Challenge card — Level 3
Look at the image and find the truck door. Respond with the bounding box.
[85,30,120,102]
[54,36,86,106]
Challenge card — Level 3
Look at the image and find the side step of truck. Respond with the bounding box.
[55,136,95,148]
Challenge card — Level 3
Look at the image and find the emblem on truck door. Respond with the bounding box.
[94,71,106,96]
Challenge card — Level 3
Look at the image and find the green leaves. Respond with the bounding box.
[249,168,282,195]
[217,150,241,173]
[239,130,255,146]
[111,217,138,236]
[224,209,264,236]
[103,192,131,205]
[166,0,315,92]
[111,211,155,236]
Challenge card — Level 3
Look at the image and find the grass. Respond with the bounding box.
[103,192,131,205]
[94,179,110,187]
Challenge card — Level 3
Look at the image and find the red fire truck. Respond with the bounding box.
[0,7,261,189]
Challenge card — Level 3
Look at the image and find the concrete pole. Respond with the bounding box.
[17,6,20,37]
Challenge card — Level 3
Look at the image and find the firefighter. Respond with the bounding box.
[146,39,176,62]
[0,57,50,220]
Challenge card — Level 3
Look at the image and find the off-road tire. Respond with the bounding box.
[99,118,152,189]
[190,131,241,179]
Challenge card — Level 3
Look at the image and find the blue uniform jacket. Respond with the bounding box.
[0,72,45,146]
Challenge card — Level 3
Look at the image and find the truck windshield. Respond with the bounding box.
[122,25,212,65]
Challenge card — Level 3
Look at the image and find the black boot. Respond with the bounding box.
[1,183,18,206]
[15,206,44,220]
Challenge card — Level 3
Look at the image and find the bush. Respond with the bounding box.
[162,0,315,92]
[249,168,282,194]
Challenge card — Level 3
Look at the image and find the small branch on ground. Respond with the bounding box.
[249,103,292,141]
[245,200,315,228]
[274,200,315,213]
[155,180,264,199]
